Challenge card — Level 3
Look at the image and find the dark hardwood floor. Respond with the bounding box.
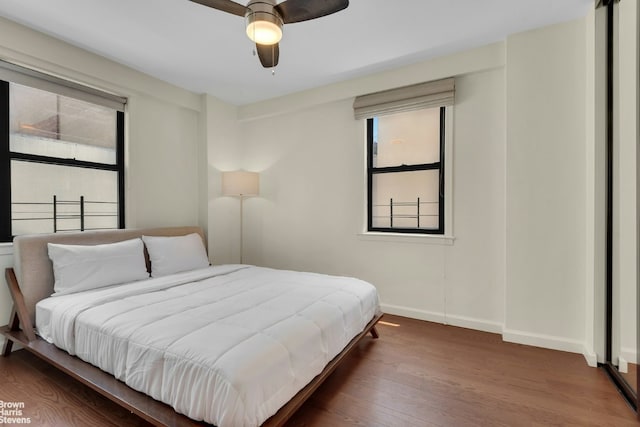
[0,314,636,426]
[621,362,637,393]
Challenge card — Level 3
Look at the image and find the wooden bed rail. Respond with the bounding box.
[3,268,36,355]
[263,312,382,426]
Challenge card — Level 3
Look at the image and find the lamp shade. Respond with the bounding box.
[222,171,260,196]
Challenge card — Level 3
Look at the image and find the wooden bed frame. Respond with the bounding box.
[0,227,382,427]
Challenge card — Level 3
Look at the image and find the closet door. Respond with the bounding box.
[602,0,638,411]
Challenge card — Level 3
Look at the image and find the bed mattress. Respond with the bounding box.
[35,265,379,427]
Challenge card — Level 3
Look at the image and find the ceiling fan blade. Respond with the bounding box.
[188,0,248,17]
[275,0,348,24]
[256,43,280,68]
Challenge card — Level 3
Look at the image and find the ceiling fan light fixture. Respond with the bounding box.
[246,8,283,45]
[190,0,350,68]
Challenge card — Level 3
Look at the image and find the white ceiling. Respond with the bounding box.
[0,0,592,106]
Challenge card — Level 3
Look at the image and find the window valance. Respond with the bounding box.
[0,60,126,111]
[353,77,454,120]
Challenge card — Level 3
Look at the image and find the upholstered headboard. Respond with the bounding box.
[12,226,207,326]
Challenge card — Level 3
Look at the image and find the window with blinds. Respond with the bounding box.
[0,61,126,241]
[354,78,454,234]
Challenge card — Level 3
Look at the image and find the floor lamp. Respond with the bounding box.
[222,170,259,264]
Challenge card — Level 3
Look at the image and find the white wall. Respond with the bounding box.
[203,94,241,264]
[209,43,508,334]
[0,17,206,340]
[504,19,588,354]
[207,17,611,361]
[445,69,506,329]
[127,94,201,229]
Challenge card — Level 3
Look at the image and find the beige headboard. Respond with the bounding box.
[12,226,207,326]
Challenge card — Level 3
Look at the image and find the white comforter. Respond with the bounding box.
[35,265,379,427]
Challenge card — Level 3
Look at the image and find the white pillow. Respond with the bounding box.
[142,233,209,277]
[48,238,149,296]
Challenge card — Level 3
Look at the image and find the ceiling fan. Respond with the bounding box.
[189,0,349,68]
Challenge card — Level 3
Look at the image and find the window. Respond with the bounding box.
[354,77,454,235]
[367,107,445,234]
[0,63,126,242]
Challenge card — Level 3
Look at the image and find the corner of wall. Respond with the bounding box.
[582,345,599,367]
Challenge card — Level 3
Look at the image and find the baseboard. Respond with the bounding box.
[444,313,503,334]
[620,347,637,365]
[380,303,445,324]
[503,328,586,355]
[582,345,598,367]
[379,303,502,334]
[381,304,598,367]
[619,356,629,373]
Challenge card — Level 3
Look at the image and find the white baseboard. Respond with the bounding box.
[502,328,586,355]
[619,356,629,373]
[582,346,598,367]
[381,304,598,368]
[620,347,637,365]
[380,303,445,324]
[445,313,503,334]
[379,303,502,334]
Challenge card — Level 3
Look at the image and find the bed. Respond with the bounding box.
[0,226,382,426]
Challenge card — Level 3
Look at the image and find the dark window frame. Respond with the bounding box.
[367,106,445,235]
[0,79,125,242]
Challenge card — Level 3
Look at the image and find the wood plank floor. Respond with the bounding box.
[0,314,636,426]
[621,363,637,392]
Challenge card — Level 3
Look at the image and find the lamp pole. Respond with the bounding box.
[239,194,245,264]
[221,170,259,265]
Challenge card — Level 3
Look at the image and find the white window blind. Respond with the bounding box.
[0,60,126,111]
[353,77,454,120]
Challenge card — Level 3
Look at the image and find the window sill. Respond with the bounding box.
[0,242,14,256]
[357,232,455,245]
